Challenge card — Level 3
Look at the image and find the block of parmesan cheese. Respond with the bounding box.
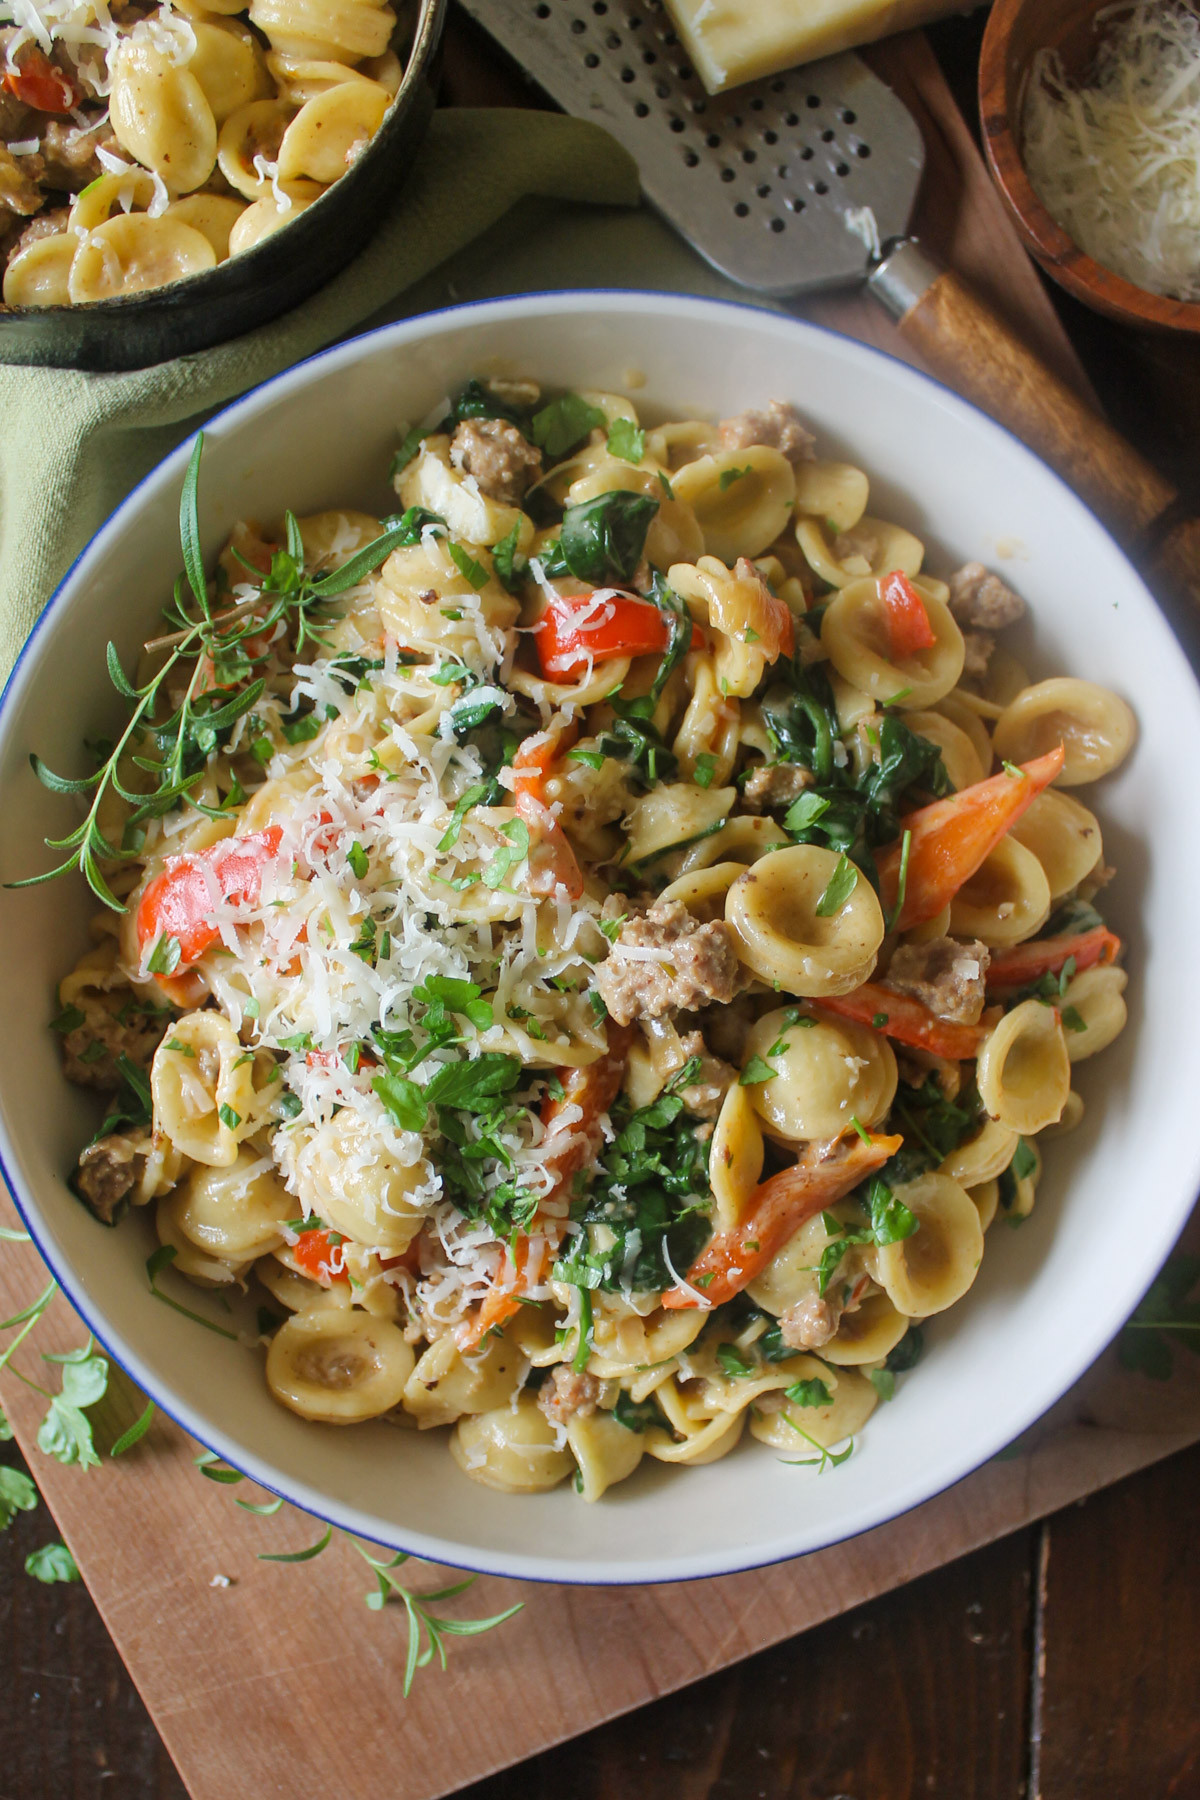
[663,0,980,95]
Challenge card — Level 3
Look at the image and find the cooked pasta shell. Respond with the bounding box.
[226,182,322,252]
[673,814,788,874]
[709,1079,765,1231]
[69,214,216,301]
[168,1149,293,1260]
[726,843,885,997]
[658,859,750,923]
[151,1010,250,1166]
[249,0,396,64]
[188,18,272,123]
[748,1363,877,1452]
[156,1191,250,1286]
[109,41,218,194]
[747,1207,857,1318]
[948,834,1051,947]
[623,781,734,867]
[969,1177,1000,1232]
[399,437,532,552]
[939,1117,1020,1187]
[904,708,986,791]
[645,419,722,469]
[821,576,965,711]
[991,678,1136,787]
[870,1173,983,1317]
[402,1329,525,1429]
[266,1308,414,1423]
[567,1409,645,1501]
[257,1251,354,1314]
[792,459,869,532]
[266,51,378,103]
[976,998,1070,1134]
[1061,964,1128,1062]
[165,192,247,259]
[1,233,75,308]
[795,515,923,589]
[587,1304,706,1381]
[1039,1090,1085,1137]
[820,1290,911,1365]
[68,168,158,233]
[645,1389,745,1464]
[217,97,295,199]
[670,447,797,562]
[742,1007,897,1143]
[287,1108,429,1253]
[450,1394,575,1492]
[934,689,994,776]
[1008,788,1102,899]
[275,76,390,184]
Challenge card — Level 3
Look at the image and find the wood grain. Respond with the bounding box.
[1035,1443,1200,1800]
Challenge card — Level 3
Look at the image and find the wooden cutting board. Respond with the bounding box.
[4,27,1193,1800]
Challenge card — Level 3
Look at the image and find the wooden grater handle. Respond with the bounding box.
[868,244,1200,608]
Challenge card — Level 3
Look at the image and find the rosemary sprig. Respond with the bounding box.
[8,436,438,912]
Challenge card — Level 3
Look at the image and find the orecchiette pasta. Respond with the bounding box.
[45,370,1132,1502]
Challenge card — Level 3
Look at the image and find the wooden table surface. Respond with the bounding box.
[6,11,1200,1798]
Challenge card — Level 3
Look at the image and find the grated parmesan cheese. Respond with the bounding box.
[1023,1,1200,301]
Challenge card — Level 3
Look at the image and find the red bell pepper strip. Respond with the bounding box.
[511,724,585,899]
[291,1228,348,1287]
[455,1026,633,1351]
[816,982,984,1061]
[136,826,283,972]
[881,570,936,661]
[662,1130,903,1311]
[511,721,579,804]
[535,591,701,682]
[876,745,1065,933]
[3,48,78,113]
[986,924,1121,992]
[729,557,796,660]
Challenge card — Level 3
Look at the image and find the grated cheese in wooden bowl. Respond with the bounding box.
[1022,1,1200,302]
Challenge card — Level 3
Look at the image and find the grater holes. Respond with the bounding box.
[584,50,599,64]
[620,64,635,80]
[806,93,821,108]
[762,129,777,145]
[784,111,799,126]
[654,80,669,97]
[840,108,857,123]
[856,142,871,158]
[606,30,621,47]
[756,183,771,198]
[705,131,721,147]
[799,145,814,161]
[570,16,585,30]
[813,179,829,195]
[668,115,685,132]
[720,168,735,182]
[769,217,785,232]
[641,46,655,61]
[741,148,756,163]
[835,161,850,177]
[734,202,749,217]
[786,195,806,214]
[634,99,649,115]
[534,2,550,13]
[683,148,699,166]
[821,128,835,142]
[592,1,607,11]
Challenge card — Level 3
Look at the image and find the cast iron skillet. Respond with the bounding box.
[0,0,446,371]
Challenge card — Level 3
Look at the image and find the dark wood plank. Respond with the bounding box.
[1035,1440,1200,1800]
[457,1526,1035,1800]
[0,1441,186,1800]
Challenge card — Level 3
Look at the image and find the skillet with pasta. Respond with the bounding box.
[1,0,413,307]
[35,375,1135,1499]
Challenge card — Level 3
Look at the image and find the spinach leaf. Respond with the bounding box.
[558,490,659,585]
[531,393,606,460]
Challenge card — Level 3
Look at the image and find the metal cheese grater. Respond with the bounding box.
[455,0,926,299]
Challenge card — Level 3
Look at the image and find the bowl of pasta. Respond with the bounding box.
[0,0,444,369]
[1,290,1197,1584]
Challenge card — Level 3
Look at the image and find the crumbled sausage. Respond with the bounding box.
[741,761,815,813]
[884,936,991,1026]
[10,205,70,260]
[675,1030,736,1120]
[948,562,1026,631]
[718,399,815,465]
[60,996,169,1092]
[449,418,542,507]
[73,1130,150,1225]
[537,1363,601,1427]
[779,1291,841,1352]
[960,629,995,681]
[37,119,119,191]
[594,899,742,1027]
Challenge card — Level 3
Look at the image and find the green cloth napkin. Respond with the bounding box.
[0,108,653,674]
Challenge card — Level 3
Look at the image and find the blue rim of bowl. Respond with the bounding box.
[2,288,1199,1587]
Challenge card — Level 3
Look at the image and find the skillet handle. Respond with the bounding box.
[869,242,1200,610]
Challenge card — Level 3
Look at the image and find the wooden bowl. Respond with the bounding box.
[0,0,446,372]
[979,0,1200,334]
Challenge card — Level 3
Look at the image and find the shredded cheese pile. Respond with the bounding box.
[1022,0,1200,301]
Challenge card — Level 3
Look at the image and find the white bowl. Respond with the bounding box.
[1,292,1197,1586]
